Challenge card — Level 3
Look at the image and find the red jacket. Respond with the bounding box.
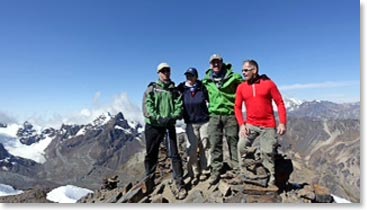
[235,75,287,128]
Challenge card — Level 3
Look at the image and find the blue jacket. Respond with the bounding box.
[177,80,210,124]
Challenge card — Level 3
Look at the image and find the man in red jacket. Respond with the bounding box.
[234,59,287,188]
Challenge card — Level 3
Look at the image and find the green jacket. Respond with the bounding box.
[202,64,243,115]
[143,80,183,126]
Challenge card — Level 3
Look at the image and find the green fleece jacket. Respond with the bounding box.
[142,80,183,126]
[202,64,243,115]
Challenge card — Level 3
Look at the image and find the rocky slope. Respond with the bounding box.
[281,118,360,202]
[0,112,145,191]
[39,112,145,189]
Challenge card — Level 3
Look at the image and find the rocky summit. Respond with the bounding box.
[77,138,335,203]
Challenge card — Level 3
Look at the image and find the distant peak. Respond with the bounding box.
[92,113,112,127]
[114,112,125,121]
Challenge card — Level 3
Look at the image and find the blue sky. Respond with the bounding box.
[0,0,360,123]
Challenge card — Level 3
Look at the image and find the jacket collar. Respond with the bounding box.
[247,74,270,85]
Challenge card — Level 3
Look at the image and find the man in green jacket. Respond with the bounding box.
[203,54,243,185]
[142,62,187,200]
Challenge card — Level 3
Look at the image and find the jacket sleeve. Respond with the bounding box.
[202,83,210,103]
[235,73,244,86]
[172,89,183,120]
[142,85,159,122]
[269,81,287,125]
[177,82,184,94]
[235,84,245,125]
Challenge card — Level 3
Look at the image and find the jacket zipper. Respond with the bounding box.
[252,84,256,97]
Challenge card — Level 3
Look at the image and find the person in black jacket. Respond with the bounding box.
[178,67,211,185]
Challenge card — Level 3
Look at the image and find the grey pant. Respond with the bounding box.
[186,122,210,177]
[237,124,278,180]
[208,115,239,177]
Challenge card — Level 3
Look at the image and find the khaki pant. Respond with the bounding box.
[237,124,278,181]
[208,115,239,177]
[186,122,210,177]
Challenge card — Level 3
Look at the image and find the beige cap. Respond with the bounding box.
[209,54,223,63]
[157,62,170,72]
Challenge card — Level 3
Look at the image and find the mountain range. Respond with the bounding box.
[0,97,360,202]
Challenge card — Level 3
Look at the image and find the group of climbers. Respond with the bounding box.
[142,54,287,200]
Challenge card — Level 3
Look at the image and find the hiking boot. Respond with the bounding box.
[226,175,244,185]
[191,177,199,185]
[199,174,208,181]
[202,169,211,175]
[208,175,219,185]
[267,177,279,192]
[220,170,236,179]
[176,187,187,200]
[144,178,155,194]
[266,183,279,192]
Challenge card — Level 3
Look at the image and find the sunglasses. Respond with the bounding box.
[242,68,255,73]
[211,59,222,64]
[159,68,171,74]
[186,73,196,79]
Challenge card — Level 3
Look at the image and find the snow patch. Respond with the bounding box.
[127,121,137,129]
[0,136,53,163]
[75,127,86,137]
[0,184,23,196]
[46,185,93,203]
[137,127,144,133]
[273,96,304,112]
[287,97,303,105]
[331,194,352,203]
[93,113,111,127]
[114,125,131,134]
[0,124,21,138]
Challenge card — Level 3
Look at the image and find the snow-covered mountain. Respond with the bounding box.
[0,99,360,203]
[283,96,303,111]
[288,100,360,120]
[0,123,53,163]
[265,96,358,120]
[0,112,143,164]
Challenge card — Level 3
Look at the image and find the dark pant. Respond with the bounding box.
[144,123,184,186]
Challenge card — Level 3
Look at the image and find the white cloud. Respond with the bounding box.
[106,93,144,123]
[280,80,359,91]
[93,91,102,107]
[0,112,17,124]
[80,109,91,117]
[25,113,64,129]
[26,92,144,129]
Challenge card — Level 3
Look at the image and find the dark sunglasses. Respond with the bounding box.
[185,73,195,77]
[242,68,255,73]
[159,68,171,74]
